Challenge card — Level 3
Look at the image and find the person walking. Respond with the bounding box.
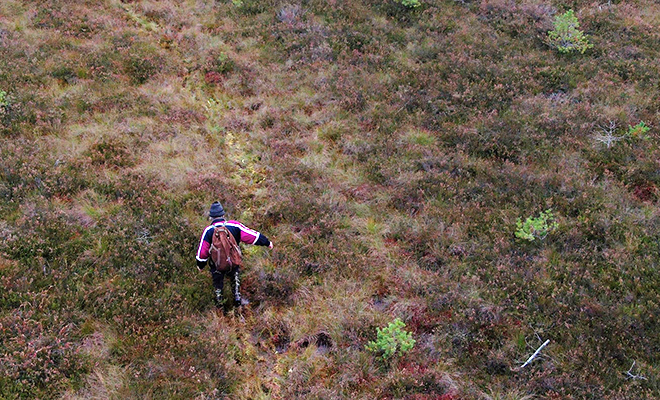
[196,201,273,309]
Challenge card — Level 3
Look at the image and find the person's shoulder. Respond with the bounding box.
[202,223,215,235]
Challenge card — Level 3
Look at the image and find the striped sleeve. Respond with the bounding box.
[196,225,214,262]
[225,220,271,246]
[226,221,260,244]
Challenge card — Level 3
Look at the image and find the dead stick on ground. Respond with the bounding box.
[624,361,647,381]
[519,339,550,369]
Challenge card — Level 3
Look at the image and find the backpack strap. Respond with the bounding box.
[223,221,242,255]
[208,222,224,266]
[215,221,238,247]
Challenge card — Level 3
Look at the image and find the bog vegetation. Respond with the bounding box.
[1,0,659,398]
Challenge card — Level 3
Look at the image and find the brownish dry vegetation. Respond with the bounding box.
[1,0,660,398]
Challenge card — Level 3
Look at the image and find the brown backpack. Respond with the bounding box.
[210,224,242,272]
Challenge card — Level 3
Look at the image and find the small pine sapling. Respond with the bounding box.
[547,10,593,54]
[399,0,421,8]
[515,209,559,241]
[366,318,416,360]
[626,122,650,141]
[0,90,8,119]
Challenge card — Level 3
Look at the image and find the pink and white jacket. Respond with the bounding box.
[196,218,271,269]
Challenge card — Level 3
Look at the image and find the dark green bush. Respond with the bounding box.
[121,41,165,85]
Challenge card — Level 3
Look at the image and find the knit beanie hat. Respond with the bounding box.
[209,201,225,217]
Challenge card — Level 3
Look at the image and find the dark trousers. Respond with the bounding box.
[210,264,242,305]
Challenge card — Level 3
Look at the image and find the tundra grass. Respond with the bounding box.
[1,0,660,398]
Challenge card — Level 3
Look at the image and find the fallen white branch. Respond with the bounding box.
[519,339,550,369]
[624,361,647,381]
[593,120,624,148]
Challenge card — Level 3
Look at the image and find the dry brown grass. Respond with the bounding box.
[2,0,660,398]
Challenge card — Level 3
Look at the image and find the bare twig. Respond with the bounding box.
[624,361,647,381]
[136,229,153,244]
[519,339,550,369]
[593,120,623,148]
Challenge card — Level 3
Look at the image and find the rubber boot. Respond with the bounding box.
[231,267,248,307]
[234,295,249,307]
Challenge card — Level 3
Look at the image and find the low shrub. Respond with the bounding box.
[85,139,135,168]
[366,318,416,361]
[0,308,88,398]
[547,9,593,54]
[515,209,559,241]
[121,41,165,85]
[627,121,650,140]
[0,90,8,109]
[125,56,160,85]
[398,0,422,9]
[0,90,10,130]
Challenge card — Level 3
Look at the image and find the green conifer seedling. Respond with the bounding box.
[399,0,421,8]
[366,318,416,360]
[515,209,559,241]
[547,10,593,54]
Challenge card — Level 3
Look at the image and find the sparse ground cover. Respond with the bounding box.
[1,0,659,398]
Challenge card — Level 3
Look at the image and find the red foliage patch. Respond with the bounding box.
[204,71,224,85]
[162,109,206,126]
[631,182,657,203]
